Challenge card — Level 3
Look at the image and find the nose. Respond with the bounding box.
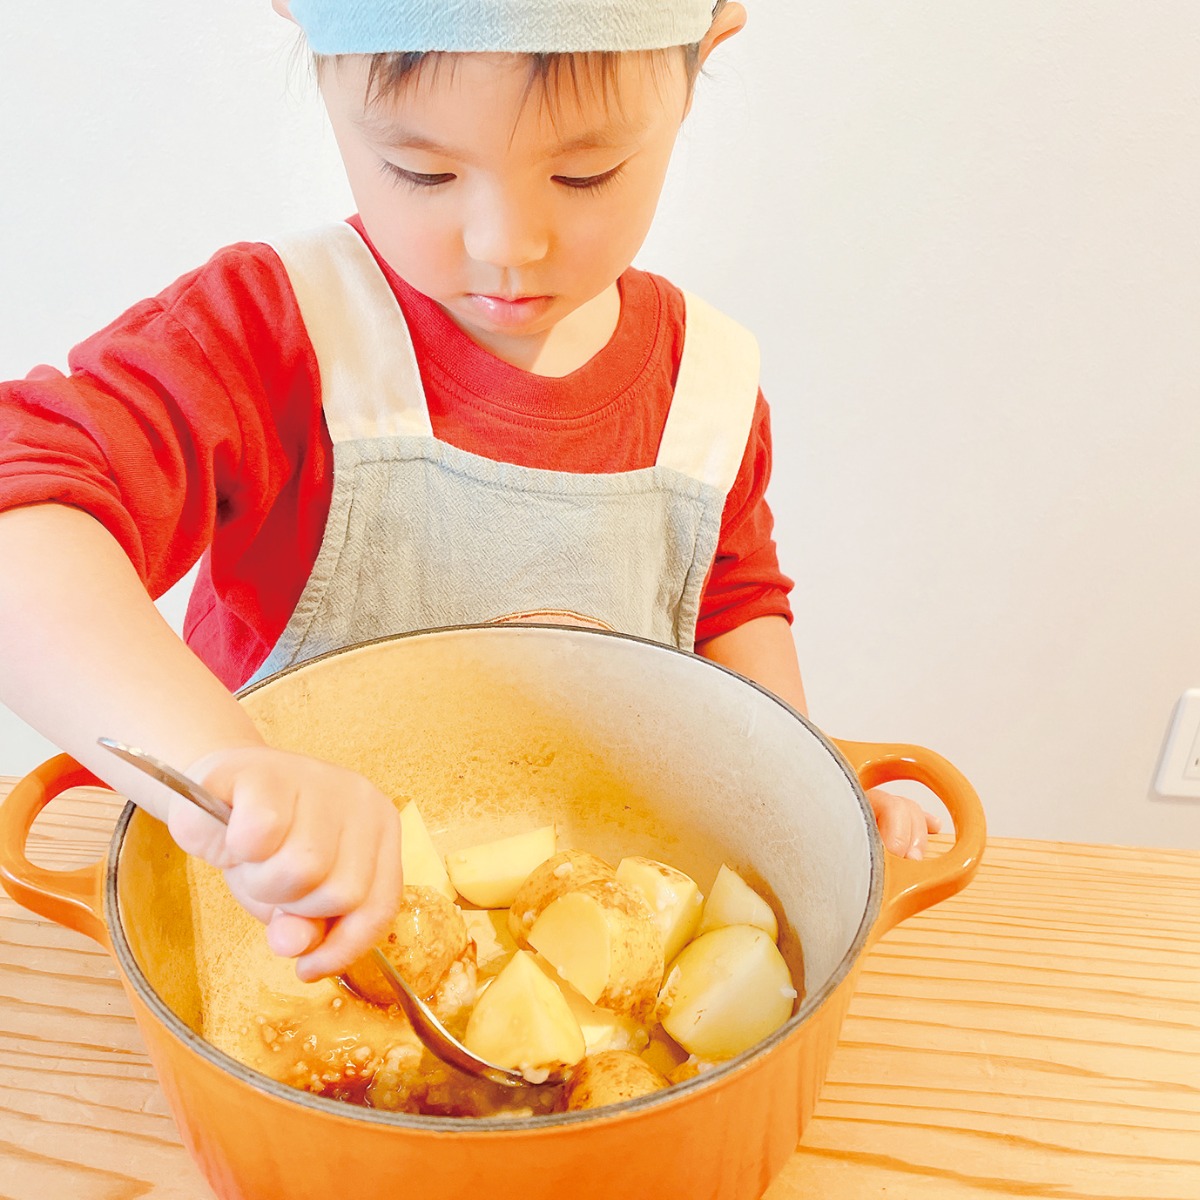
[462,185,549,271]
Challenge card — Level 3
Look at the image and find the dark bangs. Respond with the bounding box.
[312,48,698,121]
[312,1,725,118]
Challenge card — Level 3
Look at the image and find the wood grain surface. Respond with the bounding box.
[1,779,1197,1200]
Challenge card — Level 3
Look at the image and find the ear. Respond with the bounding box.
[271,0,297,23]
[696,2,747,69]
[683,3,747,118]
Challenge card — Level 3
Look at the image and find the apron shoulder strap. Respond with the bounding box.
[267,223,433,443]
[656,291,762,496]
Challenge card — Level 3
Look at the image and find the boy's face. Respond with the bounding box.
[319,51,692,363]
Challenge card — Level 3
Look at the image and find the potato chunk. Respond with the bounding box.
[460,908,519,978]
[659,925,795,1059]
[528,879,664,1019]
[508,850,617,947]
[342,886,468,1004]
[399,802,456,901]
[616,856,704,963]
[559,978,648,1055]
[696,865,779,941]
[445,825,556,908]
[463,951,585,1073]
[564,1050,668,1111]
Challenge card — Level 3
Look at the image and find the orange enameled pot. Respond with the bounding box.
[0,625,985,1200]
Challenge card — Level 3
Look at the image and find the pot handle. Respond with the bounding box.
[0,754,111,948]
[831,738,986,942]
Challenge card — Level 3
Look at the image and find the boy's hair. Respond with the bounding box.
[314,0,728,118]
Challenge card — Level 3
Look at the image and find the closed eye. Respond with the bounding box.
[380,162,456,189]
[553,164,626,193]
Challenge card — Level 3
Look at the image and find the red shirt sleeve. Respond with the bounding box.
[695,388,795,644]
[0,242,324,610]
[0,300,236,596]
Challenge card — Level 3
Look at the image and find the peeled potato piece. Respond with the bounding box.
[564,1050,668,1111]
[463,951,585,1073]
[508,850,617,947]
[558,976,649,1055]
[659,924,795,1059]
[616,856,704,964]
[528,879,664,1019]
[696,865,779,941]
[446,825,556,909]
[460,908,519,978]
[399,802,457,901]
[342,886,468,1004]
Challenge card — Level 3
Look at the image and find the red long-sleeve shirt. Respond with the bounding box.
[0,218,792,689]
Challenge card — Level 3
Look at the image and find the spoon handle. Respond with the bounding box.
[97,737,234,826]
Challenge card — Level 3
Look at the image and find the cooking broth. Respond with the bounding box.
[239,985,561,1117]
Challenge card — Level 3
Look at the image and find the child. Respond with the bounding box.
[0,0,937,981]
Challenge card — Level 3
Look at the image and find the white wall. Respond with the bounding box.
[3,2,1198,848]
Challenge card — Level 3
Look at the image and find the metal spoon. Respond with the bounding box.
[97,737,568,1088]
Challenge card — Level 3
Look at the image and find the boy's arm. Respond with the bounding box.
[0,504,403,978]
[696,615,940,859]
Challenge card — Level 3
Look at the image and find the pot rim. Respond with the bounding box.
[103,623,884,1132]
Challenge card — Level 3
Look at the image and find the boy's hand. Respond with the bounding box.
[166,746,404,982]
[868,788,943,860]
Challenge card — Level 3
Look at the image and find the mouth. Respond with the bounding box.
[472,292,549,304]
[463,293,556,328]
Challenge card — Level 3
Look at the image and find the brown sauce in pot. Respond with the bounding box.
[245,987,563,1118]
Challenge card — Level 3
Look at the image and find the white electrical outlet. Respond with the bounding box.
[1153,689,1200,800]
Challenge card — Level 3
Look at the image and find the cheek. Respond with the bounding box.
[357,189,460,279]
[566,183,663,269]
[573,139,677,266]
[371,214,459,287]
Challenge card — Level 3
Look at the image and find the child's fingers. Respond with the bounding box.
[166,800,230,866]
[172,747,406,976]
[278,829,376,919]
[186,749,301,866]
[868,789,940,860]
[230,799,343,908]
[908,815,928,860]
[293,821,404,981]
[223,786,297,864]
[266,911,326,958]
[868,789,916,858]
[272,785,400,919]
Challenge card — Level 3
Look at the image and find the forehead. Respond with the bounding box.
[323,51,687,157]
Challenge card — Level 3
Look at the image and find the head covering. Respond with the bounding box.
[289,1,717,55]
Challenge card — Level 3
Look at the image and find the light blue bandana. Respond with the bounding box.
[290,0,717,54]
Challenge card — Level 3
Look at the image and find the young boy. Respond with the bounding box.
[0,0,936,981]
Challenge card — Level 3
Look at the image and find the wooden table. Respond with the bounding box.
[1,779,1198,1200]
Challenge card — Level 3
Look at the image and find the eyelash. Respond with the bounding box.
[554,164,626,193]
[380,163,455,189]
[378,162,625,193]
